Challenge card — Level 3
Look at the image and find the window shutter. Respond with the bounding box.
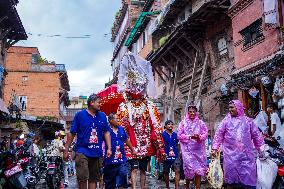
[217,37,228,55]
[263,0,278,25]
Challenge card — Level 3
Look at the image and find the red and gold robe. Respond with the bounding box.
[117,100,164,159]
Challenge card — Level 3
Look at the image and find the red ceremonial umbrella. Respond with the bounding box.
[96,84,125,116]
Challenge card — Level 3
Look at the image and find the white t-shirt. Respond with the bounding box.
[33,143,39,156]
[46,139,65,157]
[271,112,282,137]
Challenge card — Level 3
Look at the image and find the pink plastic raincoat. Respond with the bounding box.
[212,100,264,186]
[177,112,208,179]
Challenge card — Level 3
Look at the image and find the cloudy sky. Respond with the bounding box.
[17,0,121,97]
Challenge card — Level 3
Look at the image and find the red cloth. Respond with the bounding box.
[124,118,157,158]
[16,139,24,147]
[96,84,124,116]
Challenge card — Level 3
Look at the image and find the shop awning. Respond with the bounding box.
[232,50,284,75]
[97,84,124,116]
[0,98,10,114]
[228,52,284,88]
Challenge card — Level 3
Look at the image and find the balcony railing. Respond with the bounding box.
[31,64,56,72]
[30,64,66,73]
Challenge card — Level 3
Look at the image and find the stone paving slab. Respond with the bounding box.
[36,174,209,189]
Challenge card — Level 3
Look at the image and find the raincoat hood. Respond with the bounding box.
[184,101,199,121]
[229,100,245,117]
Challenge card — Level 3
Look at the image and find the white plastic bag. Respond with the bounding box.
[253,111,268,133]
[207,153,223,189]
[256,157,278,189]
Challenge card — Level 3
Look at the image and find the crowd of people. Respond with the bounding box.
[61,93,282,189]
[61,53,281,189]
[0,130,78,187]
[1,52,282,189]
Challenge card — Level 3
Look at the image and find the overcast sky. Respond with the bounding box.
[17,0,121,97]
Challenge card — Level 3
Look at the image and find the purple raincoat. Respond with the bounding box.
[212,100,264,186]
[177,113,208,179]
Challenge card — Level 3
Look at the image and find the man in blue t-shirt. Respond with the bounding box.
[104,113,136,189]
[64,94,112,189]
[162,120,180,189]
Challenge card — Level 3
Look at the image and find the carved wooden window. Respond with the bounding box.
[239,19,264,50]
[178,11,186,23]
[217,37,228,56]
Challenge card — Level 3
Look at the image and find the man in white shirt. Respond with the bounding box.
[46,131,65,157]
[46,131,68,185]
[267,103,283,147]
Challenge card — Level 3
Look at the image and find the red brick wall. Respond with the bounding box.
[231,0,280,69]
[4,46,60,118]
[6,46,39,71]
[201,16,236,132]
[129,3,144,27]
[139,38,153,59]
[4,72,60,118]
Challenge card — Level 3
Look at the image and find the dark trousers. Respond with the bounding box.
[104,163,128,189]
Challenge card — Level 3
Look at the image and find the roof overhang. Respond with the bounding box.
[0,0,27,40]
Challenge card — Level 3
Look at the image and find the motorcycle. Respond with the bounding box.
[15,144,39,189]
[25,160,42,189]
[272,150,284,189]
[263,135,284,188]
[0,150,27,189]
[38,153,48,179]
[46,156,63,189]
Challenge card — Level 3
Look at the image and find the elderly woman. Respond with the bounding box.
[212,100,264,189]
[177,103,208,189]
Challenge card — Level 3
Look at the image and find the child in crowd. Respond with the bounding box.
[162,120,180,189]
[104,113,136,189]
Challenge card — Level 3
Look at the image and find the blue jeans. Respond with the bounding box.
[104,163,128,189]
[63,161,69,183]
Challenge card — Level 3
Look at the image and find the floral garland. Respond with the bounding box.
[117,98,164,159]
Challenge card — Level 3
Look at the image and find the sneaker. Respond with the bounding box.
[146,171,151,176]
[64,181,69,187]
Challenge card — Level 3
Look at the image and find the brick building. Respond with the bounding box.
[107,0,146,86]
[120,0,234,132]
[110,0,284,132]
[4,46,70,139]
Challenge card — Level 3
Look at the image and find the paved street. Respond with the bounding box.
[36,175,171,189]
[36,176,78,189]
[35,174,209,189]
